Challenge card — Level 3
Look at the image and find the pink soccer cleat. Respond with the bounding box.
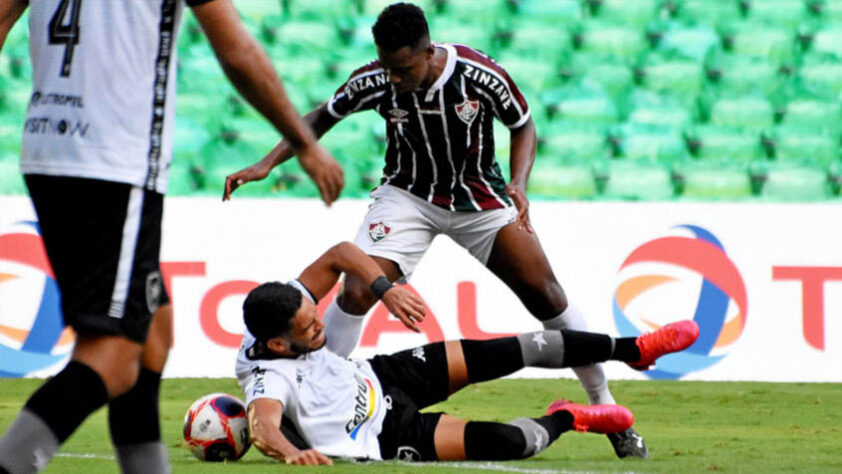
[628,320,700,371]
[546,399,634,434]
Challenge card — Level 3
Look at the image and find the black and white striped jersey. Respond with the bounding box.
[21,0,211,193]
[328,43,531,212]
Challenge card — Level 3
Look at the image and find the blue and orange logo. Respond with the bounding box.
[613,225,747,379]
[0,222,73,377]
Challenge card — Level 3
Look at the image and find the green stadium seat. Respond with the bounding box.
[799,60,842,100]
[768,127,840,167]
[782,98,842,133]
[709,96,775,130]
[439,0,511,22]
[528,160,598,199]
[707,55,785,96]
[172,117,211,165]
[761,164,831,201]
[199,133,277,196]
[559,53,633,100]
[638,56,705,101]
[178,54,229,94]
[513,0,583,24]
[540,123,610,161]
[501,21,572,59]
[588,0,660,27]
[542,82,619,124]
[676,0,743,27]
[602,161,674,200]
[743,0,811,28]
[0,152,25,195]
[725,23,796,65]
[271,56,327,88]
[429,18,494,53]
[655,23,721,62]
[686,125,763,162]
[363,0,434,16]
[167,160,202,195]
[810,27,842,59]
[272,20,342,55]
[616,124,689,163]
[281,0,357,21]
[628,103,694,129]
[496,54,560,95]
[233,0,282,22]
[576,23,648,63]
[679,162,753,200]
[820,0,842,23]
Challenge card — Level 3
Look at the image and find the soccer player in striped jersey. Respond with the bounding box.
[224,2,647,458]
[0,1,342,473]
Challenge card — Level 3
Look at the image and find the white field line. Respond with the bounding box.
[55,453,115,460]
[399,461,640,474]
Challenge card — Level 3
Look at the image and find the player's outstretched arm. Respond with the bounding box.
[191,0,344,205]
[298,242,426,332]
[248,398,333,465]
[0,0,26,51]
[223,103,341,200]
[506,117,537,233]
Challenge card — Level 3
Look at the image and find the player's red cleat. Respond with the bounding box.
[628,319,700,371]
[546,399,634,434]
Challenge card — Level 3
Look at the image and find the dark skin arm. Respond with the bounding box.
[192,0,343,205]
[298,241,426,332]
[505,117,538,234]
[222,102,341,200]
[0,0,27,53]
[248,399,333,465]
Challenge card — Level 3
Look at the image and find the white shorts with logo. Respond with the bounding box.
[352,185,517,279]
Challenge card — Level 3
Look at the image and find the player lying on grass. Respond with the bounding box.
[235,242,700,465]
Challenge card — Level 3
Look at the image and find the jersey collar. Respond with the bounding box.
[424,43,456,102]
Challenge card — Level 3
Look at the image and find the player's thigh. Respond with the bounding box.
[485,221,567,318]
[447,205,516,266]
[351,186,439,280]
[433,415,468,460]
[24,175,168,344]
[140,303,172,372]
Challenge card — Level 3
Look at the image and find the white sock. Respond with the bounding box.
[542,303,615,405]
[323,300,365,358]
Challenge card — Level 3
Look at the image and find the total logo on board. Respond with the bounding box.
[613,225,747,379]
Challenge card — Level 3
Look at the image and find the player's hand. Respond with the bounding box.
[297,142,344,207]
[285,449,333,466]
[505,184,533,234]
[222,158,275,201]
[381,286,426,333]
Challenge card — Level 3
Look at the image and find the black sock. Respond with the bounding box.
[611,337,642,362]
[24,361,109,443]
[464,421,527,460]
[560,330,614,367]
[461,337,524,383]
[109,368,162,446]
[540,410,574,436]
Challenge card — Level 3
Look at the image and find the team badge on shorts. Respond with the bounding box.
[368,222,391,243]
[455,99,480,125]
[145,271,162,315]
[396,446,422,462]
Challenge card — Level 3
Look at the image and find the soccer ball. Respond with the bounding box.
[183,393,251,461]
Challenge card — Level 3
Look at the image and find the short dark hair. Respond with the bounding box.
[243,282,302,342]
[372,2,430,52]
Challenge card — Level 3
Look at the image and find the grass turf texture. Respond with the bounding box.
[1,378,840,473]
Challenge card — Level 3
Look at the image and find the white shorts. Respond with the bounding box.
[352,185,517,279]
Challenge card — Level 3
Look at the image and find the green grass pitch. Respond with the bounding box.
[1,378,840,473]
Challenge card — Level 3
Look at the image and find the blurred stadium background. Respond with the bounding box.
[2,0,841,201]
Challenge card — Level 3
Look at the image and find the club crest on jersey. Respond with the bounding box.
[369,222,391,243]
[455,99,480,125]
[388,108,409,124]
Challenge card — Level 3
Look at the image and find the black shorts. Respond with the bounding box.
[370,342,451,461]
[25,175,169,343]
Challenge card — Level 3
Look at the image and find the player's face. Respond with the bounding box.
[378,42,434,95]
[285,298,326,355]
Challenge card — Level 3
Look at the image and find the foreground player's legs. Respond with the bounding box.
[484,223,649,458]
[0,335,143,474]
[322,257,403,357]
[108,304,172,474]
[431,332,647,461]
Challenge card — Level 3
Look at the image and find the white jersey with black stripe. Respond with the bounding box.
[20,0,201,193]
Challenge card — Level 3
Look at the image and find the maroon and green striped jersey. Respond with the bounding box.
[327,43,531,211]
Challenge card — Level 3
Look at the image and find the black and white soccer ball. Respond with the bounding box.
[183,393,251,462]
